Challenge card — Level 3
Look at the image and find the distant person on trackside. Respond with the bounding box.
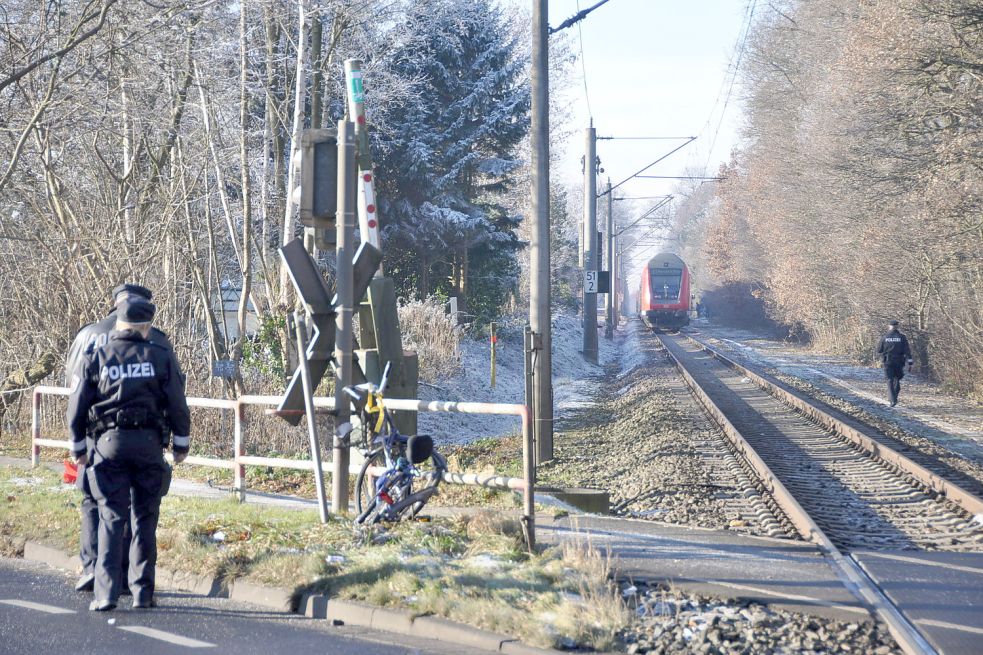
[876,319,913,408]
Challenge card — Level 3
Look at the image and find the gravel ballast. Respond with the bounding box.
[621,584,900,655]
[537,322,791,538]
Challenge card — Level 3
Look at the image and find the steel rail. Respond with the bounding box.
[656,332,940,655]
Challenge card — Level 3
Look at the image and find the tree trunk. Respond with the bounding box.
[420,258,431,298]
[233,0,254,395]
[278,0,309,309]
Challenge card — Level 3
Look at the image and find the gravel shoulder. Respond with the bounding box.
[622,584,899,655]
[536,321,792,538]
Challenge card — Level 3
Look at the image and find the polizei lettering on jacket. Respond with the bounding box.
[100,362,156,381]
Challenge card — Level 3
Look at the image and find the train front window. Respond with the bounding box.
[650,268,682,300]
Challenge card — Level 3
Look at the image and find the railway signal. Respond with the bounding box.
[290,128,339,249]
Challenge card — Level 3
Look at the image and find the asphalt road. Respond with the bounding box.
[0,558,493,655]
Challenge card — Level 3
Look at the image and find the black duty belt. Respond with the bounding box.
[93,407,160,434]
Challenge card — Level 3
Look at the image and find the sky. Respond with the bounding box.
[545,0,752,198]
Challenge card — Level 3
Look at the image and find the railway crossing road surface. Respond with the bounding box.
[852,551,983,655]
[0,557,493,655]
[541,515,869,622]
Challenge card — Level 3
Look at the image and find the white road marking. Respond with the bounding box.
[915,619,983,636]
[118,626,216,649]
[694,580,868,616]
[0,599,75,614]
[861,551,983,576]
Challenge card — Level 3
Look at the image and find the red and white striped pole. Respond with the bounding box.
[344,59,382,264]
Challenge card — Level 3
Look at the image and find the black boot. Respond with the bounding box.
[74,574,95,593]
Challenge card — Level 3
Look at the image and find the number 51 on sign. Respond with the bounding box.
[584,270,598,293]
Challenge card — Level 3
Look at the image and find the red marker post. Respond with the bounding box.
[344,59,382,265]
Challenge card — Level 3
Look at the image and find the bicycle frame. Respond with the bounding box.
[346,370,446,525]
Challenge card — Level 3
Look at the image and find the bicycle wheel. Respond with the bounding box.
[354,448,385,520]
[355,454,417,525]
[393,451,447,520]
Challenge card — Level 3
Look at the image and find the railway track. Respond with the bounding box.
[698,332,983,501]
[652,330,983,655]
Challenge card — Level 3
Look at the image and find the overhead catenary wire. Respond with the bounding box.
[675,0,757,176]
[598,137,696,197]
[621,224,665,252]
[638,175,725,180]
[614,196,673,237]
[549,0,613,34]
[597,136,694,140]
[574,0,594,121]
[701,0,757,174]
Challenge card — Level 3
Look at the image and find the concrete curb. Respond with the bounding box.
[300,595,561,654]
[22,541,227,598]
[23,542,78,572]
[157,567,227,598]
[229,579,292,610]
[21,541,565,654]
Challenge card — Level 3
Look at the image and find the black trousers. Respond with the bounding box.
[884,363,905,405]
[87,430,165,604]
[78,438,130,578]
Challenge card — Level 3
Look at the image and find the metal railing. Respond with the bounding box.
[30,385,537,547]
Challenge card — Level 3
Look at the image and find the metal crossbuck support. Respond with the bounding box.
[276,237,383,425]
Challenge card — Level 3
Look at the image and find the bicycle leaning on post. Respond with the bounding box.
[345,367,446,525]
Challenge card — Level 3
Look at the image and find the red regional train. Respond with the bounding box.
[639,252,690,331]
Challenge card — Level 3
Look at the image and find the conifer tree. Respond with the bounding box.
[372,0,530,317]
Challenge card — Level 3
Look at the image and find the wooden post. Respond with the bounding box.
[490,322,497,388]
[233,402,246,502]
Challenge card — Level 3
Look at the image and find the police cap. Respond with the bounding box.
[888,319,899,326]
[111,283,153,302]
[118,299,156,324]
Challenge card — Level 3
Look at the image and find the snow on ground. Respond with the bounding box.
[691,322,983,466]
[416,312,620,444]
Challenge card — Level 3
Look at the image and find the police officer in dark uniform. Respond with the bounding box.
[66,284,175,381]
[68,299,191,611]
[876,319,913,407]
[66,284,175,594]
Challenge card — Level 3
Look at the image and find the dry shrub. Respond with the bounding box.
[397,297,462,383]
[554,540,632,650]
[461,508,522,540]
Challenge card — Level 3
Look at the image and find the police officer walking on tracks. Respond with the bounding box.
[65,284,175,595]
[876,319,914,408]
[68,298,191,611]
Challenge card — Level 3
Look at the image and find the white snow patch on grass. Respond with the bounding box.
[416,312,622,444]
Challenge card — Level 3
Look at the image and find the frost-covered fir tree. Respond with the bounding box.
[372,0,529,318]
